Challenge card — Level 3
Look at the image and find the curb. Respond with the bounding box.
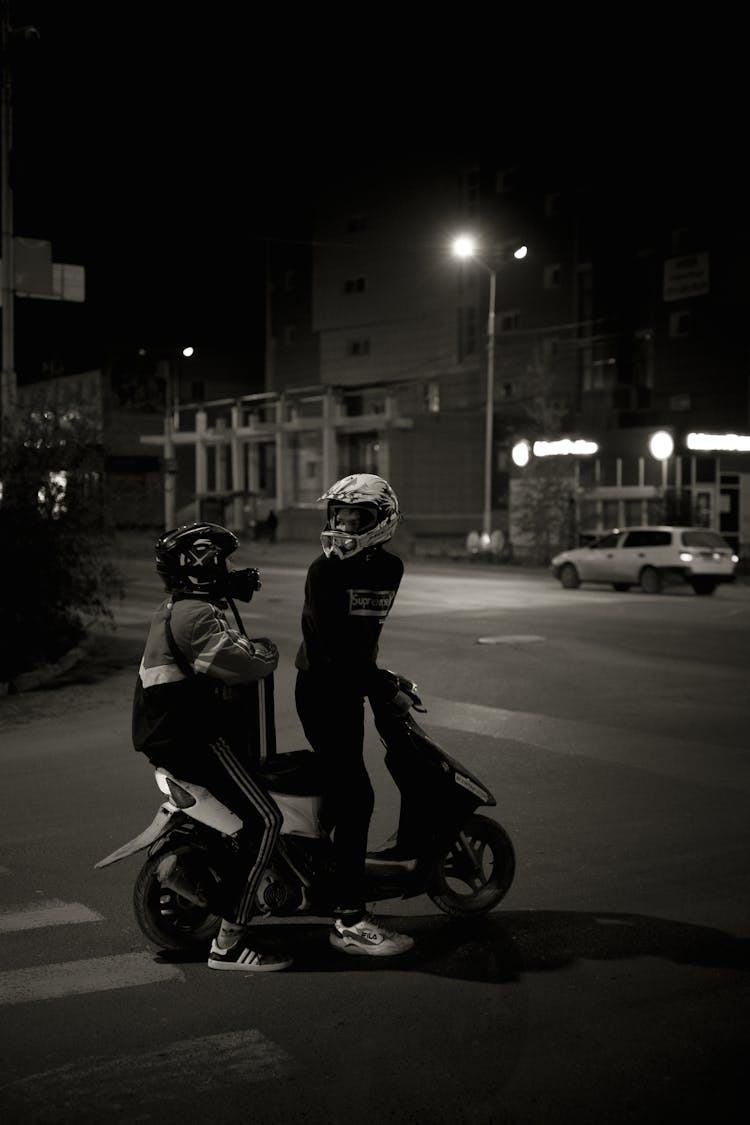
[0,634,96,697]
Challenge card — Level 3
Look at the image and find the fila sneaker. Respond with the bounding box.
[330,915,414,956]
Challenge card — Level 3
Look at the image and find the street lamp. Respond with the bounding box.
[452,235,527,539]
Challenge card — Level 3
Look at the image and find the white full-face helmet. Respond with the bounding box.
[319,473,401,560]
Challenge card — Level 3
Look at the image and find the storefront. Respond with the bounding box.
[509,429,750,558]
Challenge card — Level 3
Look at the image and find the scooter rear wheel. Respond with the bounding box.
[133,848,222,951]
[427,814,515,916]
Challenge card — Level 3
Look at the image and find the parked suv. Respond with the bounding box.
[551,526,739,595]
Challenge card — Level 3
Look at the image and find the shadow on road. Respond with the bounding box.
[155,909,750,983]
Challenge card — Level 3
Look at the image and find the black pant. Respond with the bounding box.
[152,736,282,926]
[295,669,374,920]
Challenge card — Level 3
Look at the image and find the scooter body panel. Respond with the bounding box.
[95,803,181,868]
[269,790,324,838]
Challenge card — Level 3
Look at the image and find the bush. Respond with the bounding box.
[0,404,124,683]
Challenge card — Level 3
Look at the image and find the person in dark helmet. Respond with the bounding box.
[132,521,292,972]
[295,474,415,956]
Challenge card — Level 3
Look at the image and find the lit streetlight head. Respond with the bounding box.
[514,245,528,259]
[181,346,195,358]
[648,430,674,460]
[512,440,531,468]
[452,235,476,260]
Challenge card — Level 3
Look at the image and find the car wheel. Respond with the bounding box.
[612,583,630,592]
[560,563,580,589]
[690,578,717,596]
[640,566,662,594]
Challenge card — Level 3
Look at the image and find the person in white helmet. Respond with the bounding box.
[294,474,415,957]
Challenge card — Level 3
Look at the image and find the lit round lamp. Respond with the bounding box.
[648,430,674,460]
[511,440,531,467]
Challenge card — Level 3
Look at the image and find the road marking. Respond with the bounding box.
[426,697,750,792]
[477,635,545,644]
[1,1029,296,1118]
[0,951,183,1006]
[0,899,103,933]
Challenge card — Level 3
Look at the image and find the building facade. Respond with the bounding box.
[139,151,750,558]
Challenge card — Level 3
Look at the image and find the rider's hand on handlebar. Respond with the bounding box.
[386,689,413,716]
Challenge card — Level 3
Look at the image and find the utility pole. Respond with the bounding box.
[158,357,177,530]
[0,0,16,444]
[0,5,39,448]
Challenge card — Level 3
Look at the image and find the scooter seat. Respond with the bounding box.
[258,750,323,796]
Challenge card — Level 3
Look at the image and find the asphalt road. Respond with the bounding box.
[1,544,748,1124]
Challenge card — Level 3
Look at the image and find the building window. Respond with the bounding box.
[346,339,370,356]
[500,309,520,332]
[500,382,515,399]
[544,264,561,289]
[283,325,296,344]
[457,305,478,360]
[424,380,440,414]
[671,227,690,254]
[543,337,559,359]
[583,358,616,392]
[669,310,690,338]
[343,276,365,294]
[283,270,295,293]
[462,166,480,214]
[577,262,593,325]
[495,166,518,192]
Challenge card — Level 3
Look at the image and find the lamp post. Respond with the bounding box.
[159,345,194,531]
[452,236,527,539]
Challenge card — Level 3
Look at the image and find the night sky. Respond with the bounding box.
[4,3,743,384]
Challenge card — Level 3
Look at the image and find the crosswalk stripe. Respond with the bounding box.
[0,899,103,933]
[0,951,183,1006]
[2,1029,296,1117]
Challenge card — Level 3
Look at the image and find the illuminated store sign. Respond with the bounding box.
[532,439,599,457]
[687,433,750,452]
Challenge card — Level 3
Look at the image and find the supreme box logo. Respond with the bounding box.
[348,589,395,617]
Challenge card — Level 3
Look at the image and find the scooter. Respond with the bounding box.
[96,672,516,952]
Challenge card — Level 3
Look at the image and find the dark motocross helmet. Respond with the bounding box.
[154,522,260,602]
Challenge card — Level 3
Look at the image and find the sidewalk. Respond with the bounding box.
[112,530,540,575]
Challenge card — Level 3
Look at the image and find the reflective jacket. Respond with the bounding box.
[132,594,278,762]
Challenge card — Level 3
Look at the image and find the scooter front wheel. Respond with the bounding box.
[133,848,222,952]
[427,814,515,916]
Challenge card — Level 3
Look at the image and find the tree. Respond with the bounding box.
[508,347,576,563]
[0,395,123,684]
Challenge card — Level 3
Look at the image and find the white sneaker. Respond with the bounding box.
[207,938,293,972]
[329,915,414,956]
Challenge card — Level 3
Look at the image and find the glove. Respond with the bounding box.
[386,689,413,717]
[250,636,278,657]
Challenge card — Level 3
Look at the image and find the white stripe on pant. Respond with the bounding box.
[211,737,281,923]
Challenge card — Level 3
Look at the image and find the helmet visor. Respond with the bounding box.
[328,503,378,534]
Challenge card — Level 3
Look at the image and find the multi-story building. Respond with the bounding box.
[140,150,750,557]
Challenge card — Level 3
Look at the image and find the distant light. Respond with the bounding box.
[687,432,750,452]
[648,430,674,460]
[452,235,476,259]
[513,245,528,259]
[533,438,598,457]
[182,346,195,358]
[512,440,531,467]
